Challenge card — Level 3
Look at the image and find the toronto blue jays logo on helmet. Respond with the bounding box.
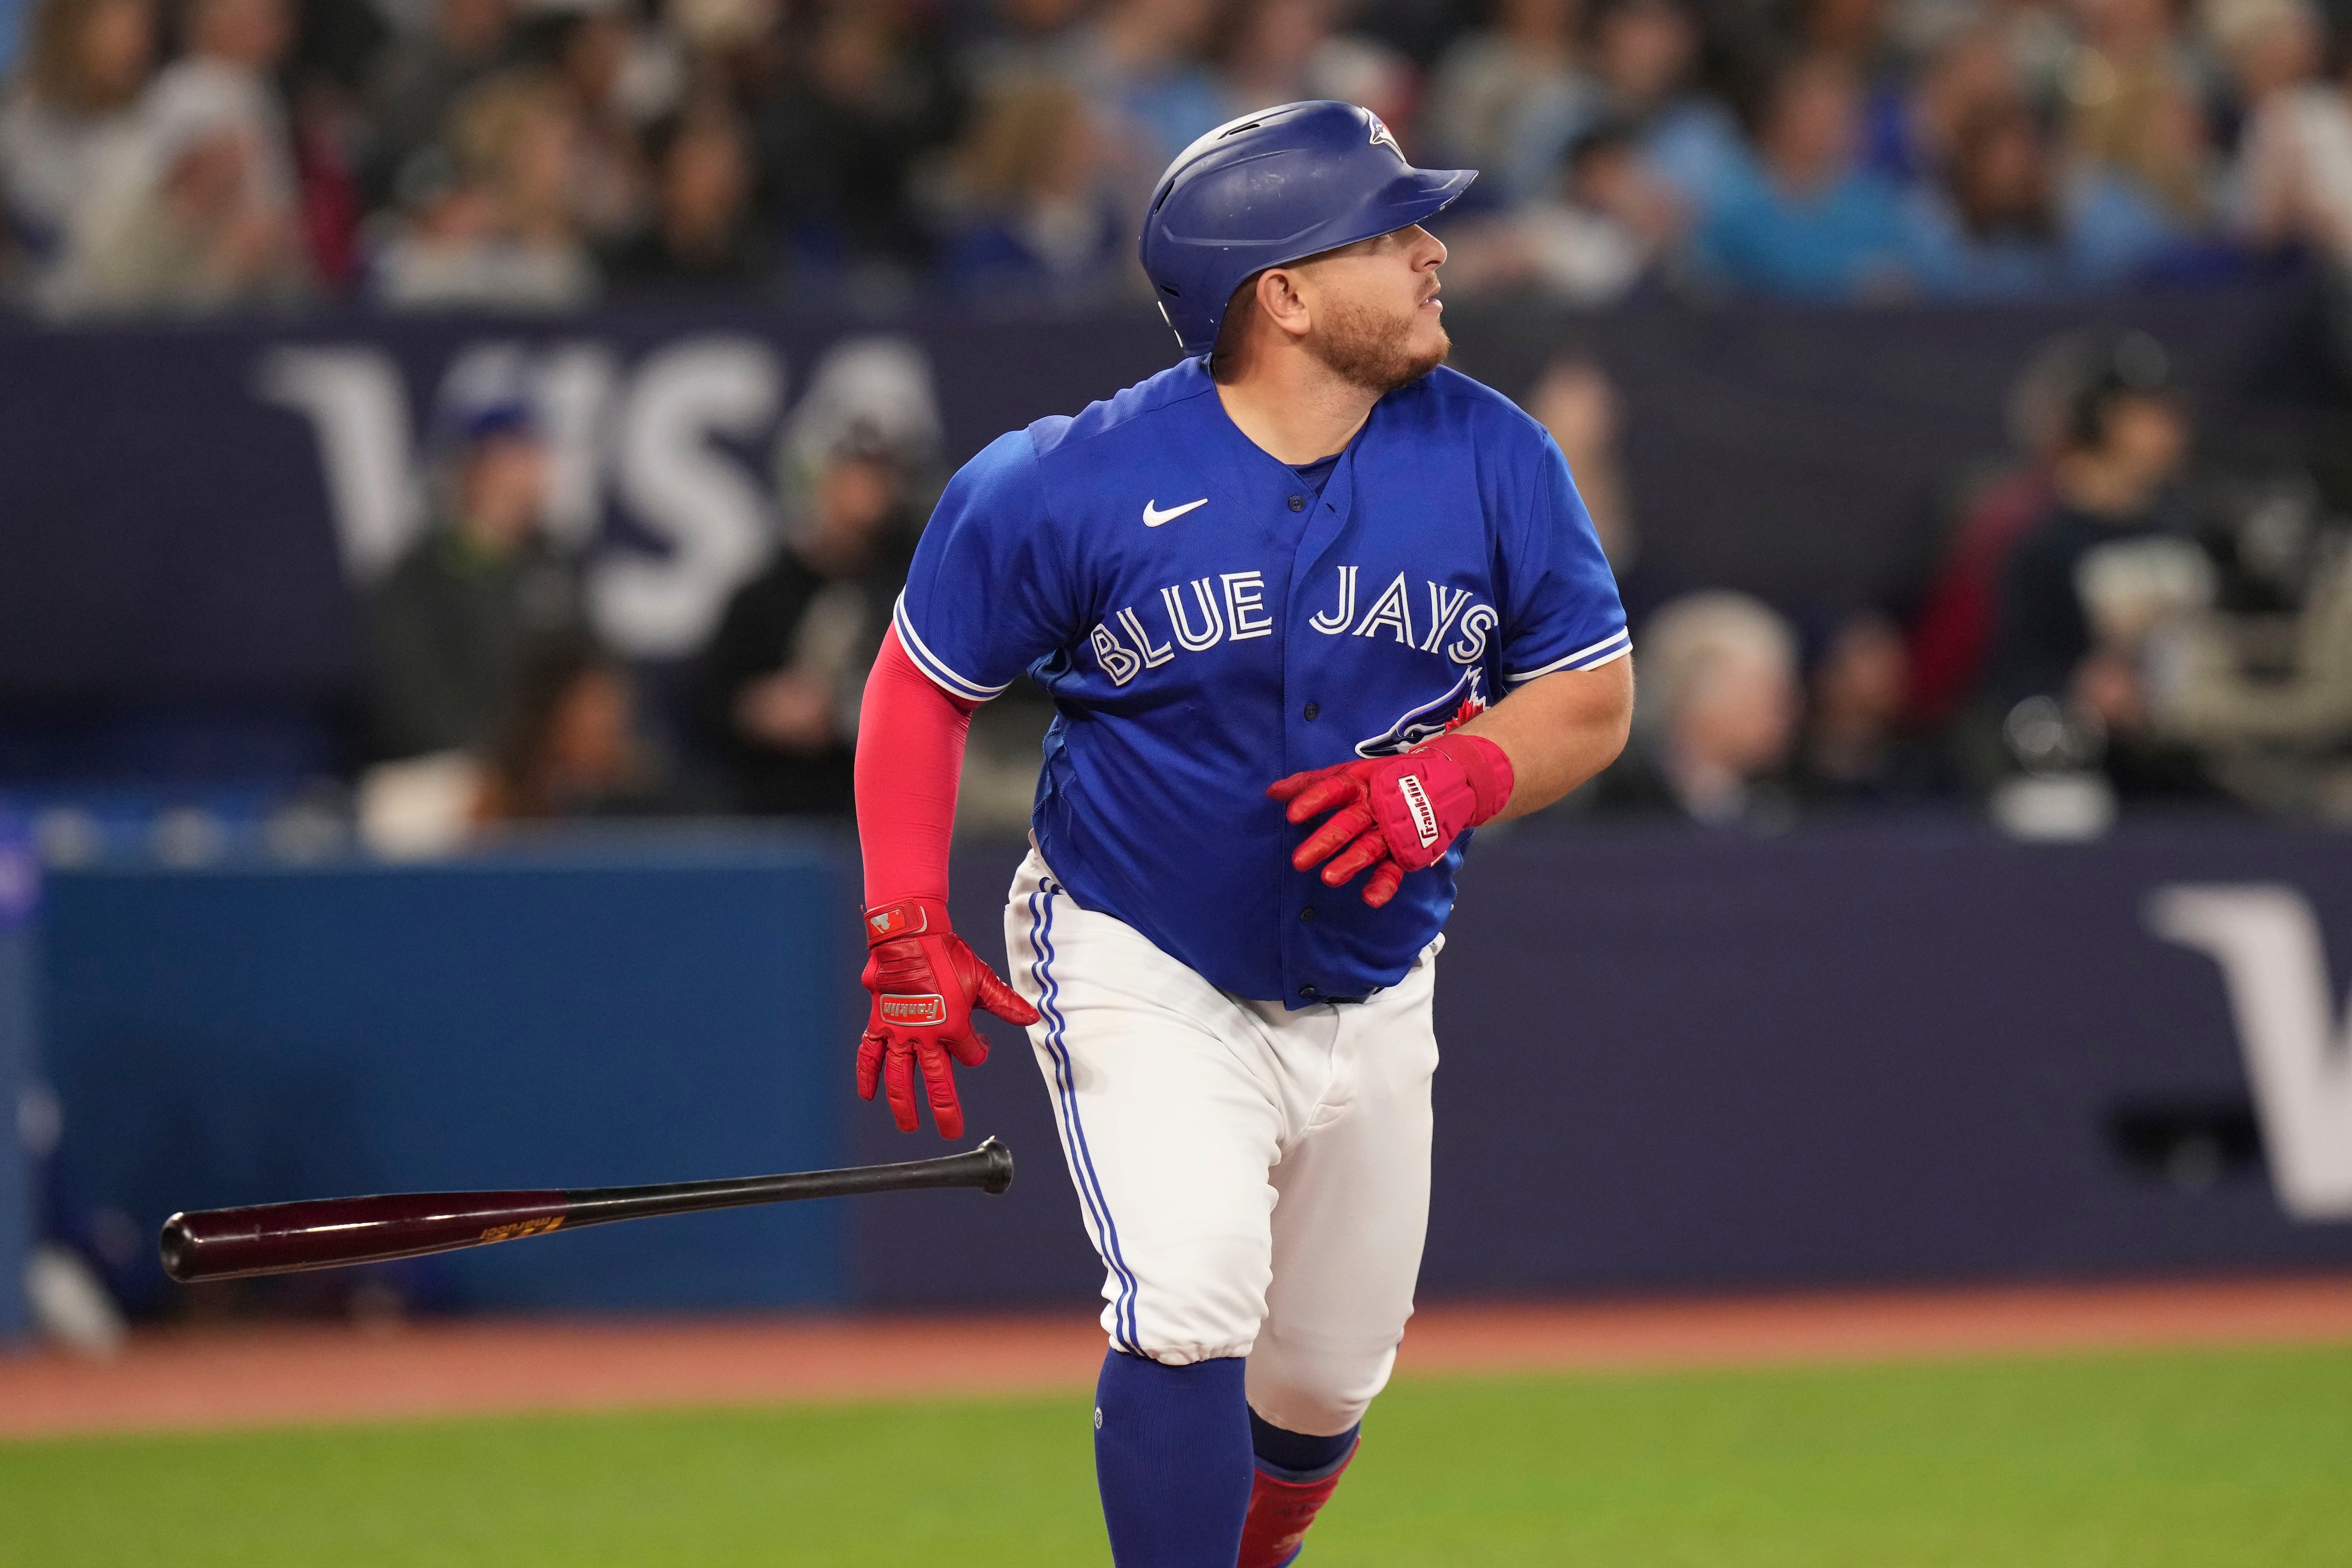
[1356,668,1487,758]
[1367,113,1402,156]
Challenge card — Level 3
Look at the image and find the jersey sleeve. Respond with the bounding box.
[1492,431,1630,685]
[893,429,1078,701]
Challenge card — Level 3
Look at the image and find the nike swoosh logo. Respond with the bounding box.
[1143,497,1208,528]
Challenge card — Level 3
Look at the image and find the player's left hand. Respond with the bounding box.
[857,897,1040,1138]
[1267,735,1515,908]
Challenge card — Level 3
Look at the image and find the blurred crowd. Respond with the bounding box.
[6,0,2346,841]
[349,381,945,845]
[1557,325,2352,832]
[6,0,2352,315]
[339,318,2348,849]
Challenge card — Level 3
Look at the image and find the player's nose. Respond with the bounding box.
[1411,224,1447,271]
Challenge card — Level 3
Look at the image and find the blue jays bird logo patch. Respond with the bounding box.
[1355,668,1486,757]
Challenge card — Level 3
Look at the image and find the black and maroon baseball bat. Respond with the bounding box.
[158,1137,1014,1284]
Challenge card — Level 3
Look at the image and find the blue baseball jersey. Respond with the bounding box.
[897,357,1628,1005]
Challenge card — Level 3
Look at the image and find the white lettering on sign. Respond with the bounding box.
[594,337,780,655]
[259,333,950,660]
[2148,884,2352,1220]
[253,346,422,579]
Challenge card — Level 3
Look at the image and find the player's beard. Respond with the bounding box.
[1308,293,1449,395]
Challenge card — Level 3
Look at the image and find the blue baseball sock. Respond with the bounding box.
[1093,1349,1252,1567]
[1248,1409,1360,1481]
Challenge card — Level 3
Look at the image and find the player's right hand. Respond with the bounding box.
[857,897,1039,1139]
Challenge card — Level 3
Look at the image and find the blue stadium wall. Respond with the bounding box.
[0,818,34,1343]
[30,820,2352,1317]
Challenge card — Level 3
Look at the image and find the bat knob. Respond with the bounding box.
[158,1213,196,1283]
[975,1136,1015,1195]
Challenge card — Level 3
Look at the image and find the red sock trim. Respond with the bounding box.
[1237,1440,1358,1568]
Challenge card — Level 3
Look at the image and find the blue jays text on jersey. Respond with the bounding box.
[896,357,1628,1006]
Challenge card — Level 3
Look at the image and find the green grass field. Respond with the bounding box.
[6,1345,2350,1567]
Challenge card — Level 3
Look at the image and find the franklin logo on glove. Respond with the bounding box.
[879,995,949,1026]
[1268,733,1515,908]
[1395,774,1440,849]
[857,895,1039,1138]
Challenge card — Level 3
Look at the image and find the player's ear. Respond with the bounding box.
[1257,266,1313,342]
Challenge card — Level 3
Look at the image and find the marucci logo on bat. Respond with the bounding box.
[479,1217,564,1243]
[881,994,949,1026]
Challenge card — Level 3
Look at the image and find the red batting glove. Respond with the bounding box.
[1267,735,1516,908]
[857,896,1039,1138]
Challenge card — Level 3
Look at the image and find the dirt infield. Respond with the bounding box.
[7,1274,2352,1440]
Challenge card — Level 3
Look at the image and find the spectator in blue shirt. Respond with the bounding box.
[1694,52,1911,298]
[1902,96,2207,297]
[1512,0,1746,218]
[1903,99,2071,296]
[931,73,1125,304]
[1065,0,1229,216]
[1859,24,2023,189]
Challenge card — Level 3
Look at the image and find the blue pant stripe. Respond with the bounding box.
[1035,881,1142,1355]
[1029,878,1143,1355]
[1031,883,1141,1355]
[1024,885,1109,1258]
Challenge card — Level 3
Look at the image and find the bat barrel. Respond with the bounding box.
[160,1189,568,1284]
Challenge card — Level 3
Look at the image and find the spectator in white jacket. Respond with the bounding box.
[2217,0,2352,268]
[0,0,155,291]
[44,0,306,313]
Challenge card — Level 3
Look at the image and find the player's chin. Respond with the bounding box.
[1404,317,1451,378]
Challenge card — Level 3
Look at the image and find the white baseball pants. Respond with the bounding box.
[1003,848,1439,1438]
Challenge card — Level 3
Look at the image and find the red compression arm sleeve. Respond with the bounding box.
[855,625,979,908]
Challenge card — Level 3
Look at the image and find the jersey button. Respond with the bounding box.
[1299,906,1316,923]
[1299,985,1318,997]
[1287,494,1305,512]
[1303,702,1319,720]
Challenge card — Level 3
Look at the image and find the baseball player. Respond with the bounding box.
[850,102,1633,1566]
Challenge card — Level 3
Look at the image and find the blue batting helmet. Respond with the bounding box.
[1138,101,1476,357]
